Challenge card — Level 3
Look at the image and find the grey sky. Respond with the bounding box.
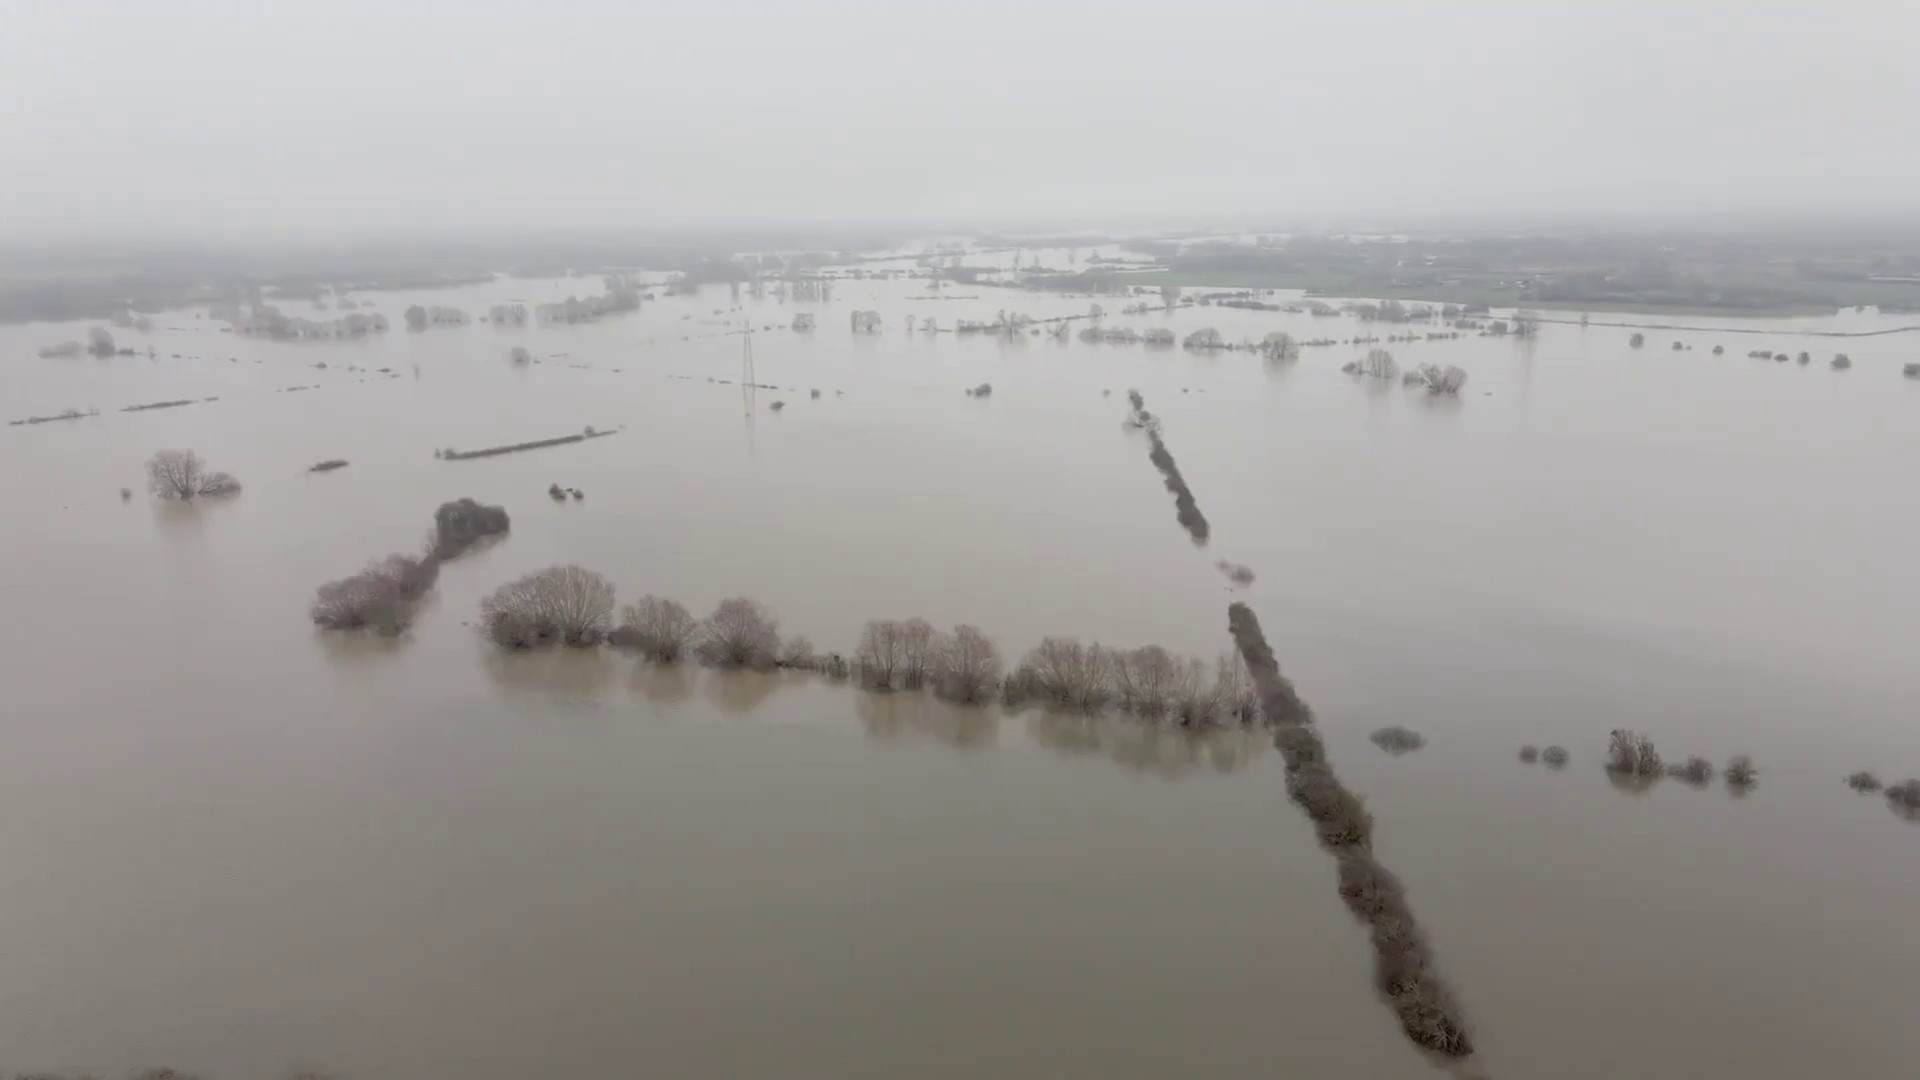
[4,0,1917,238]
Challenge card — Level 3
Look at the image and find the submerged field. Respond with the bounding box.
[3,261,1919,1079]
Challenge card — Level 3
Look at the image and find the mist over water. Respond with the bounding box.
[3,264,1919,1077]
[7,1,1920,1075]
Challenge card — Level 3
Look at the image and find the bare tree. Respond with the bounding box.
[932,624,1001,704]
[145,449,240,499]
[1605,729,1663,777]
[480,565,615,648]
[778,634,818,670]
[698,597,780,668]
[1169,656,1214,725]
[1724,755,1759,791]
[1021,637,1113,712]
[1668,756,1714,785]
[1159,284,1182,310]
[1182,327,1225,350]
[146,449,203,499]
[1342,348,1398,379]
[1210,651,1257,723]
[1259,331,1298,361]
[610,595,698,661]
[88,326,117,357]
[898,617,936,689]
[857,619,907,689]
[1403,363,1468,394]
[1113,645,1180,717]
[509,346,531,365]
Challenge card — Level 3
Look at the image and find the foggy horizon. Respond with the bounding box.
[6,0,1920,241]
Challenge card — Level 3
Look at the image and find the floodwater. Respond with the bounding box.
[3,262,1919,1079]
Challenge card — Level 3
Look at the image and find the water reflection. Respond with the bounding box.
[150,498,220,535]
[315,627,413,666]
[627,660,693,705]
[481,645,620,702]
[856,690,998,751]
[1025,711,1268,779]
[701,667,793,714]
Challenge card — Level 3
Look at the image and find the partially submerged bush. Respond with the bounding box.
[896,618,936,689]
[1182,327,1225,350]
[145,449,241,499]
[697,596,780,669]
[1185,651,1258,727]
[197,471,242,496]
[1724,754,1758,791]
[1112,645,1181,717]
[777,634,818,670]
[1541,745,1569,768]
[1214,559,1255,586]
[1370,726,1426,755]
[1605,729,1663,777]
[1259,331,1298,361]
[1846,770,1883,792]
[1518,744,1540,763]
[1886,778,1920,814]
[1341,348,1398,379]
[856,620,900,689]
[1020,637,1113,712]
[1402,363,1468,395]
[932,624,1002,704]
[1668,756,1714,786]
[609,595,697,661]
[480,564,614,647]
[1831,354,1852,370]
[311,553,440,634]
[432,498,510,559]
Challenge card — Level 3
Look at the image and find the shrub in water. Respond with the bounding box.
[609,595,697,661]
[480,565,613,648]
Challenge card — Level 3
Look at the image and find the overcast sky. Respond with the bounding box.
[4,0,1917,239]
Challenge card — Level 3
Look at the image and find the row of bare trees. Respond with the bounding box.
[998,638,1256,726]
[475,574,1264,729]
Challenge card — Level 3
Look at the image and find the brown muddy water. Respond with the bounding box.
[3,269,1919,1078]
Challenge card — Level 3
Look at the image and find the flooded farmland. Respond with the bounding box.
[4,265,1920,1080]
